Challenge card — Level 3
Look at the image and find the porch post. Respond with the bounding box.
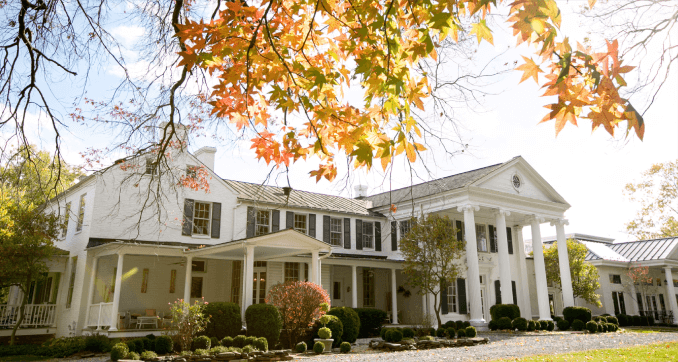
[84,256,99,329]
[311,250,319,285]
[664,268,678,324]
[351,265,358,308]
[391,268,398,324]
[515,226,533,317]
[109,252,124,331]
[495,209,513,305]
[458,204,484,325]
[530,216,552,321]
[184,255,193,304]
[243,246,255,318]
[552,219,574,308]
[630,283,640,314]
[318,259,322,286]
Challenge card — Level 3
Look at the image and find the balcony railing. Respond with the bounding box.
[87,302,113,329]
[0,304,57,328]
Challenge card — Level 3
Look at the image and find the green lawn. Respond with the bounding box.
[500,342,678,361]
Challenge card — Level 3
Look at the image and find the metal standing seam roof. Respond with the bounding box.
[582,237,678,262]
[224,179,382,217]
[364,161,509,208]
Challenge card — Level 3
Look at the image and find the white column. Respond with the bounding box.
[630,283,639,314]
[84,256,99,329]
[457,204,484,325]
[243,246,255,319]
[515,226,533,317]
[351,265,358,308]
[530,216,551,320]
[664,268,678,324]
[495,209,513,305]
[552,218,574,308]
[183,255,193,304]
[109,253,124,331]
[318,259,322,286]
[391,268,398,324]
[311,251,319,284]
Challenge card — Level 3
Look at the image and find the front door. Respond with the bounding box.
[332,278,344,307]
[480,287,489,321]
[252,271,267,305]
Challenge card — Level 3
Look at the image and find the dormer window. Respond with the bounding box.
[256,210,271,236]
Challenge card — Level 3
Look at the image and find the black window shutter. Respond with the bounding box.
[512,281,518,305]
[246,206,255,238]
[286,211,294,229]
[637,293,644,311]
[309,214,316,237]
[210,202,221,238]
[489,225,497,253]
[182,199,194,236]
[356,219,363,250]
[659,294,666,311]
[456,220,463,242]
[495,280,501,305]
[375,222,382,251]
[391,221,398,251]
[620,293,626,314]
[457,278,467,314]
[323,215,331,243]
[272,210,280,232]
[343,218,351,249]
[507,227,514,254]
[441,280,449,315]
[612,292,620,315]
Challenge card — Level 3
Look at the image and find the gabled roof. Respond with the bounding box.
[580,237,678,262]
[223,180,381,217]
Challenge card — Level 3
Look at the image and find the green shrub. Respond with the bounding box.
[295,342,307,353]
[328,307,361,343]
[597,323,603,333]
[447,328,456,338]
[242,345,255,354]
[318,327,332,339]
[420,336,434,341]
[617,314,628,327]
[132,339,145,353]
[244,336,256,348]
[384,329,403,343]
[204,302,242,340]
[586,321,598,333]
[340,341,351,353]
[402,328,415,338]
[193,335,211,350]
[142,337,155,352]
[465,326,476,338]
[557,319,570,331]
[110,343,129,362]
[254,337,268,352]
[221,336,233,347]
[436,328,447,338]
[497,317,513,330]
[145,334,156,340]
[353,308,388,338]
[634,315,643,326]
[489,304,521,321]
[443,321,457,329]
[546,320,555,331]
[593,316,605,323]
[571,319,585,331]
[154,335,173,355]
[488,319,498,331]
[538,320,549,330]
[126,352,140,360]
[606,316,619,325]
[512,317,528,331]
[210,336,219,348]
[563,307,592,324]
[648,315,655,326]
[194,349,210,356]
[84,334,110,353]
[456,329,466,338]
[313,341,324,354]
[606,323,615,332]
[42,337,87,358]
[310,315,344,347]
[527,320,536,331]
[245,303,282,348]
[233,335,247,348]
[140,351,158,359]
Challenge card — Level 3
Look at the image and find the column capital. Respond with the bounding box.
[550,218,569,227]
[457,204,480,213]
[664,267,673,272]
[526,215,545,224]
[493,208,511,217]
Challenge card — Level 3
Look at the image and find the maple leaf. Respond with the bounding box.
[470,19,494,45]
[516,56,543,83]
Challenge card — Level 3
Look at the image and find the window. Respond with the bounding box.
[231,261,242,305]
[447,281,457,313]
[612,291,626,315]
[363,268,375,307]
[192,260,206,272]
[145,157,157,175]
[192,202,211,235]
[62,202,71,237]
[476,224,487,252]
[76,194,86,232]
[362,222,374,249]
[191,277,203,298]
[333,281,341,299]
[66,256,77,308]
[294,214,307,234]
[400,220,411,238]
[330,218,343,246]
[255,210,270,236]
[657,278,662,286]
[285,262,300,282]
[609,274,622,284]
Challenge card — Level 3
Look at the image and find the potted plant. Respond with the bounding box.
[314,314,333,353]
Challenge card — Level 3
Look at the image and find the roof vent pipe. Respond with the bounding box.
[282,186,292,196]
[354,184,368,199]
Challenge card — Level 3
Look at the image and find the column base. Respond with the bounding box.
[469,319,488,331]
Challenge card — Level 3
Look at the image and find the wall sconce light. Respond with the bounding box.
[347,286,351,293]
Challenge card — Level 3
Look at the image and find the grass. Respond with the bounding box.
[497,341,678,361]
[0,356,49,361]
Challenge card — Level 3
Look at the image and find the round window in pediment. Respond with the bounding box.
[512,174,522,190]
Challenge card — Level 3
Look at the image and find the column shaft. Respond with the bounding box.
[495,211,513,305]
[460,205,484,324]
[311,251,319,284]
[391,269,398,324]
[554,221,574,307]
[184,256,193,304]
[351,265,358,308]
[515,226,533,317]
[84,256,99,328]
[109,253,124,331]
[531,219,552,320]
[664,268,678,324]
[243,246,255,319]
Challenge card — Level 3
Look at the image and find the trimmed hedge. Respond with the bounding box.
[489,304,521,321]
[496,317,513,330]
[110,343,129,361]
[233,335,246,348]
[457,329,466,337]
[353,308,388,338]
[488,319,498,331]
[313,341,324,354]
[246,303,282,348]
[538,320,549,330]
[84,334,110,353]
[295,342,307,353]
[617,314,629,327]
[527,320,536,331]
[340,341,351,353]
[204,302,242,339]
[465,326,477,338]
[586,321,598,333]
[436,328,447,338]
[221,336,233,347]
[546,320,555,331]
[254,337,268,352]
[447,327,456,338]
[328,307,361,343]
[154,335,173,354]
[512,317,528,331]
[193,335,211,350]
[384,329,403,343]
[403,328,415,338]
[563,307,592,324]
[557,319,570,331]
[606,316,619,325]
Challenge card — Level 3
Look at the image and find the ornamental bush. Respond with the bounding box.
[327,307,361,343]
[456,329,466,338]
[254,337,268,352]
[648,315,655,326]
[596,323,603,333]
[571,319,585,331]
[313,341,324,354]
[605,323,615,332]
[318,327,332,339]
[557,319,570,331]
[142,338,154,352]
[586,321,598,333]
[110,343,129,362]
[606,316,619,325]
[436,328,447,338]
[384,328,403,343]
[402,328,415,338]
[617,314,628,327]
[169,298,211,352]
[193,335,211,350]
[309,315,343,347]
[443,321,457,329]
[593,316,606,323]
[634,315,643,326]
[204,302,242,340]
[295,342,307,353]
[488,320,498,331]
[527,320,536,331]
[512,317,528,331]
[496,317,513,330]
[546,320,555,331]
[245,303,282,348]
[233,335,246,348]
[221,336,233,347]
[563,307,592,324]
[489,304,521,321]
[211,337,219,348]
[242,345,255,354]
[353,308,388,338]
[154,335,173,354]
[465,326,477,338]
[84,334,110,353]
[244,336,257,348]
[538,320,549,330]
[140,351,158,359]
[340,341,351,353]
[447,328,456,338]
[126,352,140,360]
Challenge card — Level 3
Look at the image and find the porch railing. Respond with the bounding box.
[639,310,674,324]
[0,304,57,328]
[87,303,113,329]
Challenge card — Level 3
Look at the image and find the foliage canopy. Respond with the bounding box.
[542,239,601,307]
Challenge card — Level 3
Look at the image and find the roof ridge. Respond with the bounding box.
[223,179,363,203]
[612,236,678,245]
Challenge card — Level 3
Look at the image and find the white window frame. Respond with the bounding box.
[362,221,374,249]
[284,262,300,282]
[192,201,211,236]
[399,220,411,239]
[363,268,375,307]
[255,210,271,236]
[192,260,207,272]
[145,156,158,175]
[330,217,343,246]
[476,223,487,252]
[62,202,71,238]
[294,214,308,234]
[447,281,457,313]
[76,194,86,232]
[609,274,622,284]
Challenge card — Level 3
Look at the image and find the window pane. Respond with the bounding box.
[330,218,342,246]
[191,277,203,298]
[256,210,270,236]
[363,222,374,249]
[363,268,375,307]
[294,214,307,234]
[476,224,487,252]
[192,202,211,235]
[285,262,300,282]
[448,282,457,313]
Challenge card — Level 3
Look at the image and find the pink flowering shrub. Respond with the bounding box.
[168,298,210,352]
[266,281,330,347]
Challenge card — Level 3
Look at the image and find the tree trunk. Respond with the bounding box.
[433,293,441,327]
[10,281,30,345]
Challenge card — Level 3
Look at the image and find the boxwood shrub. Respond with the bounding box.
[436,328,447,338]
[457,329,466,338]
[233,335,246,348]
[586,321,598,333]
[154,335,173,354]
[557,319,570,331]
[571,319,585,331]
[353,308,388,338]
[295,342,307,353]
[340,341,351,353]
[84,334,110,352]
[546,320,555,331]
[527,320,536,331]
[563,306,592,324]
[465,326,477,338]
[254,337,268,352]
[203,302,242,339]
[402,328,415,338]
[221,336,233,347]
[606,316,619,325]
[384,329,403,343]
[489,304,521,321]
[446,328,456,338]
[309,315,343,347]
[328,307,361,343]
[245,303,282,348]
[193,335,211,350]
[313,341,324,354]
[512,317,528,331]
[488,319,498,331]
[617,314,628,327]
[538,320,549,330]
[110,343,129,362]
[496,317,513,330]
[596,323,603,333]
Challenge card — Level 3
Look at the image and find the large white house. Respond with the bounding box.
[2,146,653,338]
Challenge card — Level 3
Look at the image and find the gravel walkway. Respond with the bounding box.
[303,331,678,361]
